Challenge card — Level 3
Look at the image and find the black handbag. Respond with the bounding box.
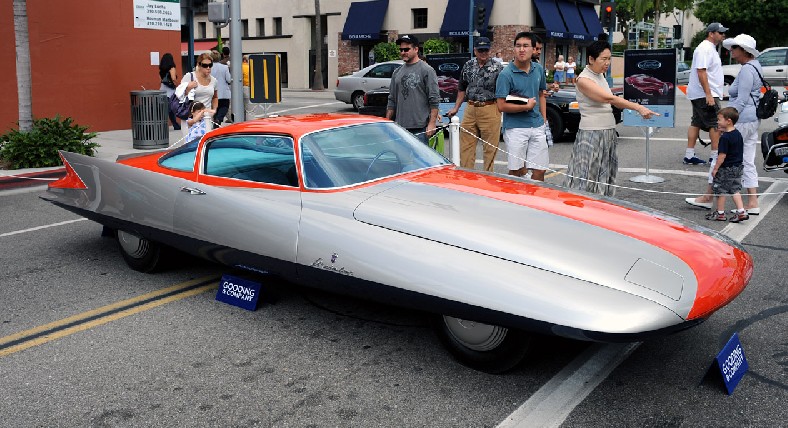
[169,72,193,120]
[161,70,176,89]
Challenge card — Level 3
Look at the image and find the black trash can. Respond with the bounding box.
[130,90,169,149]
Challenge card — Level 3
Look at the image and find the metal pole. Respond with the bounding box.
[229,0,244,122]
[468,0,474,54]
[450,115,461,165]
[630,126,665,183]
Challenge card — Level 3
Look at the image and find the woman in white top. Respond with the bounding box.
[564,41,657,196]
[566,56,577,84]
[553,55,566,84]
[175,52,218,139]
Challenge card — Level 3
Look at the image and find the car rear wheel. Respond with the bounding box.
[433,315,531,373]
[547,107,564,141]
[352,91,365,111]
[117,230,164,273]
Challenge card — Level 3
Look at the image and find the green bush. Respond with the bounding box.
[423,38,451,55]
[0,115,98,169]
[373,42,399,62]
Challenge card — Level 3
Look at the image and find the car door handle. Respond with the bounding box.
[180,186,206,195]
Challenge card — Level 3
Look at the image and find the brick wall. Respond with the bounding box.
[337,33,359,76]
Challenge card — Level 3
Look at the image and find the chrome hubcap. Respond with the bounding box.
[442,316,508,351]
[117,230,148,259]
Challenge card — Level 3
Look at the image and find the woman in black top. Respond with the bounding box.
[159,53,180,130]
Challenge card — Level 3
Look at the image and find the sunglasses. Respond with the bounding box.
[199,62,213,68]
[717,32,726,35]
[476,48,490,53]
[399,47,411,52]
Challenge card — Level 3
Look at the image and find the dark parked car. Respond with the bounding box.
[359,87,623,141]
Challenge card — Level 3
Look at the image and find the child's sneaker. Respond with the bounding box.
[705,211,727,221]
[729,211,749,223]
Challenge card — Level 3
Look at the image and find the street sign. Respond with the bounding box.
[249,54,281,104]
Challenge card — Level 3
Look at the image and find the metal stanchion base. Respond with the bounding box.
[630,174,665,183]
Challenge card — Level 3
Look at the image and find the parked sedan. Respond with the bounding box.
[359,86,623,141]
[334,60,403,110]
[721,46,788,87]
[43,114,752,373]
[676,62,690,85]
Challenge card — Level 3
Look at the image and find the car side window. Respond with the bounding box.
[159,140,199,172]
[202,135,298,186]
[366,64,399,79]
[759,49,787,67]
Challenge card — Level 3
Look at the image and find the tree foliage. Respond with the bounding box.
[422,38,451,55]
[694,0,788,50]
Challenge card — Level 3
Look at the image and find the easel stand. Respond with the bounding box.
[630,126,665,184]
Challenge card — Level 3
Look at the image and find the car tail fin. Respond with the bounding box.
[49,151,87,190]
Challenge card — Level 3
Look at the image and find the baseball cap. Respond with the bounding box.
[395,34,420,46]
[705,22,729,33]
[474,37,491,50]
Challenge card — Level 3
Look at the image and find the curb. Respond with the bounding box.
[0,168,65,190]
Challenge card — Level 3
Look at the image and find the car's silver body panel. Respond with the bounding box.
[43,118,751,341]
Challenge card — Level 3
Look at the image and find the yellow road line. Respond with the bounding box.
[546,169,566,179]
[0,276,219,357]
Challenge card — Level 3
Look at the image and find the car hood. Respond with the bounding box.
[352,168,750,319]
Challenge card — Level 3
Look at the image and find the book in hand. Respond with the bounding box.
[505,94,530,104]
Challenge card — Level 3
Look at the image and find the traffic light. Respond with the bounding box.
[673,24,682,40]
[600,2,615,28]
[476,4,486,30]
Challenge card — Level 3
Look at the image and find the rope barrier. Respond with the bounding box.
[455,124,788,197]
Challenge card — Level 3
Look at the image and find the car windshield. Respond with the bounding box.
[299,122,450,189]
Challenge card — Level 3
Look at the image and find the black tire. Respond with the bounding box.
[352,92,365,111]
[724,76,735,86]
[117,230,164,273]
[547,107,564,141]
[432,315,531,373]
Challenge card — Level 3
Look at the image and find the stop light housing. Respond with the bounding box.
[476,4,486,30]
[600,2,615,28]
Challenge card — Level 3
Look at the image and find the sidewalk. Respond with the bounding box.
[0,128,182,190]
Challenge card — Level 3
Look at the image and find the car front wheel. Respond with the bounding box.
[117,230,164,273]
[433,315,531,373]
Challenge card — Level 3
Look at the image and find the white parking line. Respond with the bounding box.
[497,180,787,427]
[0,218,87,238]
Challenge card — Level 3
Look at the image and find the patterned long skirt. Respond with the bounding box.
[564,128,618,196]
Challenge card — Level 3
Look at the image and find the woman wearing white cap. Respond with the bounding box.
[723,34,762,214]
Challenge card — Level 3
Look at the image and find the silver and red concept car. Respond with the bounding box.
[43,114,752,372]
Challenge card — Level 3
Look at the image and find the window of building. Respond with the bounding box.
[214,24,223,39]
[412,9,427,29]
[198,22,206,39]
[256,18,265,36]
[241,19,248,37]
[273,17,283,35]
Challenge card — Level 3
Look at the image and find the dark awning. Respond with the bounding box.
[557,0,592,41]
[533,0,569,39]
[578,2,603,40]
[440,0,495,37]
[341,0,388,41]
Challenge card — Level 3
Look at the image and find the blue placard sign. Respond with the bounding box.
[215,274,262,311]
[715,333,749,395]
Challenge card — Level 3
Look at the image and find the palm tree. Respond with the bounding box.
[311,0,324,90]
[13,0,33,131]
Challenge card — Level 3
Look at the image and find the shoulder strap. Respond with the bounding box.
[745,63,769,88]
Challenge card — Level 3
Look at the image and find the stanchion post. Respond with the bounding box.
[449,115,461,165]
[630,126,665,183]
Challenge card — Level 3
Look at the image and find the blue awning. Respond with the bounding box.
[557,1,592,41]
[341,0,388,41]
[440,0,494,37]
[533,0,569,39]
[578,2,603,40]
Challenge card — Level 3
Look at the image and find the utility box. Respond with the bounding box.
[208,2,229,23]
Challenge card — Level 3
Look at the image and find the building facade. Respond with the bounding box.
[195,0,606,90]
